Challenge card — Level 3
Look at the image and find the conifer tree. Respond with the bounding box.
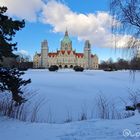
[0,6,25,59]
[0,6,31,105]
[0,68,31,105]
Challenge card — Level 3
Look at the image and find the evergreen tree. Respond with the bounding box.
[0,6,25,59]
[0,6,30,105]
[0,68,31,105]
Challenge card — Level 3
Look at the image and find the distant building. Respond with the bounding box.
[33,30,99,69]
[137,47,140,58]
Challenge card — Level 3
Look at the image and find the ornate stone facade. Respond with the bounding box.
[33,31,99,69]
[137,47,140,58]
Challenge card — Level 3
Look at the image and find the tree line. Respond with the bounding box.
[99,57,140,71]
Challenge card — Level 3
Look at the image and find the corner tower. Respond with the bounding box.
[41,40,48,68]
[84,40,91,69]
[61,30,72,51]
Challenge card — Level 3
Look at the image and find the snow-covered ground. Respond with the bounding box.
[1,69,140,140]
[21,69,140,123]
[0,114,140,140]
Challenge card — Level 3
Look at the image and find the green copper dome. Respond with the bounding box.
[61,30,72,44]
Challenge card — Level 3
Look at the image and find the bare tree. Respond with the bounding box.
[110,0,140,56]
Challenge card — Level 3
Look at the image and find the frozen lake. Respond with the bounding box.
[23,69,140,123]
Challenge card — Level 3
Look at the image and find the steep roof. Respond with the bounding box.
[76,53,84,58]
[61,30,72,44]
[36,53,41,57]
[48,50,81,57]
[91,54,97,58]
[48,53,57,57]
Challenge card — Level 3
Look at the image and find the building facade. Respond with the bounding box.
[137,47,140,58]
[33,30,99,69]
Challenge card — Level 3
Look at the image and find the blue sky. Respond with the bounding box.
[0,0,127,62]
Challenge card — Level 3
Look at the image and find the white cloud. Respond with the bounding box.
[0,0,135,48]
[41,1,126,48]
[15,50,32,60]
[18,50,29,56]
[0,0,44,21]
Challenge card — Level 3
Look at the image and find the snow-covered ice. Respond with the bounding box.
[21,69,140,122]
[1,69,140,140]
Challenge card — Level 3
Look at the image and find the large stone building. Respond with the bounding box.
[137,47,140,58]
[33,30,99,69]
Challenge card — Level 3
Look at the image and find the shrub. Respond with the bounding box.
[0,96,46,122]
[0,67,31,105]
[73,66,84,72]
[125,106,136,111]
[48,65,59,71]
[103,67,117,72]
[18,68,28,71]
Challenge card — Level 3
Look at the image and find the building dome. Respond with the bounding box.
[61,30,72,44]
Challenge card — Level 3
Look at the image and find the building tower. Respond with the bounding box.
[61,30,72,51]
[84,40,91,69]
[136,47,140,58]
[41,40,48,68]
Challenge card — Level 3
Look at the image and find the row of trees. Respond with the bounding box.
[100,57,140,70]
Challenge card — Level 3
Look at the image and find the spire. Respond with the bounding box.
[65,29,68,36]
